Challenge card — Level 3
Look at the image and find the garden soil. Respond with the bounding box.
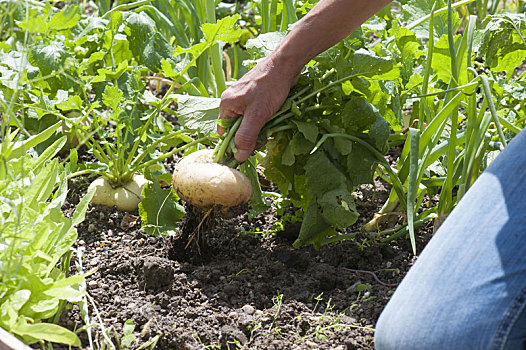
[59,152,434,350]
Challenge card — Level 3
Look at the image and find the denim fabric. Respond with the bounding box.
[375,129,526,350]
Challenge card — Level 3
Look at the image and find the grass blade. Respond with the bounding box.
[407,128,420,255]
[480,75,508,147]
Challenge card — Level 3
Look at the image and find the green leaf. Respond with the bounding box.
[139,181,185,236]
[304,151,347,196]
[92,60,128,83]
[4,290,32,312]
[102,85,123,110]
[171,94,220,136]
[318,189,358,229]
[110,10,123,33]
[431,34,465,83]
[33,136,67,172]
[246,32,286,58]
[394,27,421,59]
[19,7,49,34]
[56,95,83,111]
[290,132,315,155]
[126,11,155,48]
[123,319,135,335]
[49,6,80,31]
[202,15,242,44]
[12,320,81,346]
[125,12,174,72]
[87,51,106,65]
[121,320,137,346]
[494,49,526,78]
[293,197,331,248]
[345,143,379,186]
[26,297,59,315]
[161,59,179,79]
[8,122,60,160]
[43,283,84,302]
[29,42,69,76]
[393,26,423,80]
[479,16,526,78]
[369,114,390,151]
[341,96,378,132]
[141,33,175,72]
[292,120,318,143]
[72,187,96,226]
[403,0,456,39]
[282,143,295,166]
[334,137,353,155]
[351,48,399,80]
[24,158,59,207]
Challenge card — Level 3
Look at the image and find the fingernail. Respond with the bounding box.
[235,149,251,163]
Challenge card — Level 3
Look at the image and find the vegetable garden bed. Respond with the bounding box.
[60,164,434,349]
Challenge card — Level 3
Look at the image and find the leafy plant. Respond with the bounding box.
[363,0,525,252]
[0,131,93,346]
[176,29,402,248]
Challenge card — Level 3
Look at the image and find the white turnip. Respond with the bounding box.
[172,149,252,211]
[87,174,148,212]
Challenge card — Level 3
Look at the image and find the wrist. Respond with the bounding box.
[266,44,307,89]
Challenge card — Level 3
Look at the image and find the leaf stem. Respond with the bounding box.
[214,117,242,164]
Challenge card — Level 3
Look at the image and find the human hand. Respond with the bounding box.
[218,55,298,163]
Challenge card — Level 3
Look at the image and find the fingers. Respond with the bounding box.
[218,92,244,135]
[233,106,269,163]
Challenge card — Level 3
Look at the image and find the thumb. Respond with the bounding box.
[234,109,268,163]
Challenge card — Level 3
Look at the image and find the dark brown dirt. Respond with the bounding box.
[58,169,434,350]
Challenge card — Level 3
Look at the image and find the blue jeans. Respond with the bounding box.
[375,129,526,350]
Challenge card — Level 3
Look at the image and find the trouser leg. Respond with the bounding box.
[375,129,526,350]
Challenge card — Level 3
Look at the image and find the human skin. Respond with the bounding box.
[218,0,392,163]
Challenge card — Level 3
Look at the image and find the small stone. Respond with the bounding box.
[121,213,140,230]
[78,240,85,246]
[241,304,255,315]
[128,302,137,310]
[88,280,97,288]
[260,316,271,323]
[114,296,121,304]
[87,224,95,233]
[99,212,105,220]
[305,340,318,348]
[255,309,264,316]
[228,311,238,318]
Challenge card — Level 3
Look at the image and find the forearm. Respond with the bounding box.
[269,0,392,83]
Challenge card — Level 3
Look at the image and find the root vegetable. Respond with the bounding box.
[87,174,148,211]
[172,149,252,210]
